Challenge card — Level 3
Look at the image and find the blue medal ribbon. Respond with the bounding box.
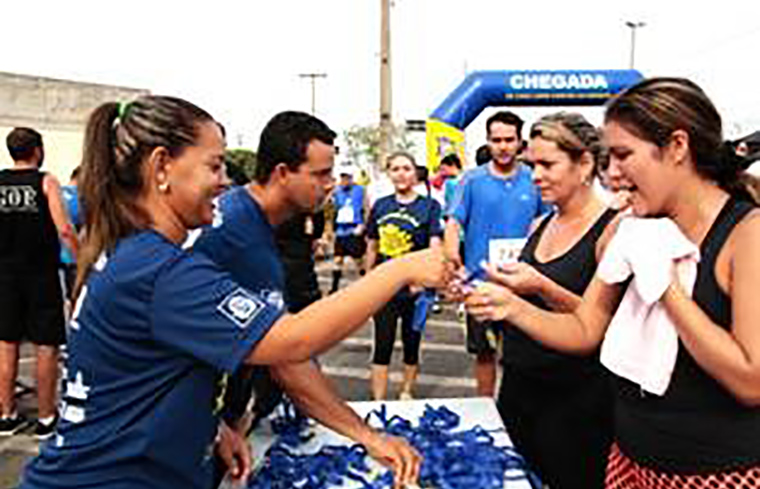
[249,402,541,488]
[412,290,436,332]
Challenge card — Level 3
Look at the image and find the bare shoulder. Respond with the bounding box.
[731,207,760,250]
[723,208,760,298]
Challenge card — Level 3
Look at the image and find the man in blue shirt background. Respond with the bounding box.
[445,111,549,397]
[439,153,463,217]
[330,166,367,293]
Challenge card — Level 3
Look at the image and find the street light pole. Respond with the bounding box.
[625,21,646,69]
[379,0,392,168]
[298,73,327,115]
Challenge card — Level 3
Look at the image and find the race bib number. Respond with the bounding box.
[488,238,527,267]
[336,204,355,224]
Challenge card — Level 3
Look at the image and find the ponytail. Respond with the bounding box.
[715,141,758,204]
[74,103,148,297]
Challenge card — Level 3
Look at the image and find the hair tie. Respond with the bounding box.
[116,101,132,123]
[720,141,751,172]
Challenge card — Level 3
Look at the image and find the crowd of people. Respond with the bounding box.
[0,76,759,489]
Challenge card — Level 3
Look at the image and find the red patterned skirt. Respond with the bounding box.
[606,444,760,489]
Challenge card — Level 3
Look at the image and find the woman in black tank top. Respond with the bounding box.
[487,112,617,488]
[466,78,760,488]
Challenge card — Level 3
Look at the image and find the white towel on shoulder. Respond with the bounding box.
[597,217,700,396]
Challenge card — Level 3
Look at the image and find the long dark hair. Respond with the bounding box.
[605,77,756,203]
[76,96,214,296]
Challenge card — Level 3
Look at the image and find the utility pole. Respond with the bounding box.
[625,21,646,69]
[379,0,392,168]
[298,73,327,115]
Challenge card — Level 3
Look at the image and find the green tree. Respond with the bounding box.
[225,148,257,184]
[342,123,415,170]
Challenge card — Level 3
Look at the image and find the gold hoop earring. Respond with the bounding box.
[158,182,170,193]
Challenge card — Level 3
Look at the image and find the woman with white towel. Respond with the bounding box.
[466,78,760,488]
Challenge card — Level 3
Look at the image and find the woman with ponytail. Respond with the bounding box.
[20,96,447,489]
[465,78,760,488]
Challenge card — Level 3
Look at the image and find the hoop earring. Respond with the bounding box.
[158,182,170,193]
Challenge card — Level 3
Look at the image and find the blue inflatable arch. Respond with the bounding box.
[430,70,644,130]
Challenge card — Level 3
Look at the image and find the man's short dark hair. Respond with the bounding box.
[440,153,461,170]
[486,111,524,139]
[255,111,336,184]
[475,144,491,166]
[7,127,43,162]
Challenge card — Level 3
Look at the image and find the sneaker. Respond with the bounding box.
[0,414,28,436]
[34,415,58,440]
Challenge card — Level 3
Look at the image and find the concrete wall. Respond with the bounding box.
[0,71,148,181]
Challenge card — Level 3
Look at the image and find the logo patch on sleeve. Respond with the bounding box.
[217,288,265,329]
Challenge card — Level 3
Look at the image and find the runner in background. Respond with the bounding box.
[330,166,367,293]
[366,152,443,400]
[0,128,77,439]
[445,111,549,397]
[60,166,82,307]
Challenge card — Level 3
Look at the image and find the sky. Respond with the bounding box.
[2,0,759,162]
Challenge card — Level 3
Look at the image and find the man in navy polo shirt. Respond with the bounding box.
[190,111,415,486]
[445,111,549,397]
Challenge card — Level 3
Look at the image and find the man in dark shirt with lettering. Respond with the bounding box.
[0,128,78,439]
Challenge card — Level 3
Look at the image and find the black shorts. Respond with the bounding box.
[466,314,504,356]
[0,269,66,345]
[334,235,366,259]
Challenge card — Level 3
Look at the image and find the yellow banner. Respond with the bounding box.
[425,119,466,173]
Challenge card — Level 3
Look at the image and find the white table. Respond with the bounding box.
[244,397,534,488]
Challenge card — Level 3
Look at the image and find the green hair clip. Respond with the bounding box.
[116,101,132,122]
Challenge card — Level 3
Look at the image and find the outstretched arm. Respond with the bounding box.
[246,248,448,365]
[466,273,624,354]
[485,262,581,312]
[443,218,463,269]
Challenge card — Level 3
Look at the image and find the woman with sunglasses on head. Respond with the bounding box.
[466,78,760,488]
[20,96,448,489]
[490,112,617,489]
